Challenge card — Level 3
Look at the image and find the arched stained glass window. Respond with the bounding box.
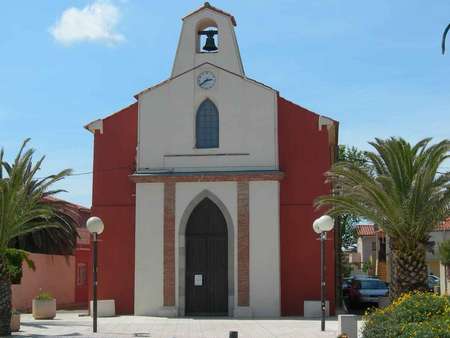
[196,99,219,148]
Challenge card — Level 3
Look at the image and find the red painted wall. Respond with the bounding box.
[89,96,337,317]
[278,96,337,316]
[75,245,90,304]
[75,214,91,305]
[89,103,138,314]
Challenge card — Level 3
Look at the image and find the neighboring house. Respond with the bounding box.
[354,219,450,281]
[428,218,450,276]
[348,224,384,278]
[12,199,91,311]
[85,3,338,317]
[356,224,378,267]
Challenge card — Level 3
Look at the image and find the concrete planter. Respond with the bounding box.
[89,299,116,317]
[11,313,20,332]
[304,300,330,318]
[32,299,56,319]
[338,314,357,338]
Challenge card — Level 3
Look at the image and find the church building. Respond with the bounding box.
[85,3,338,317]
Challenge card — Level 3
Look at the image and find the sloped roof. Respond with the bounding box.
[84,62,276,132]
[42,196,90,228]
[356,218,450,237]
[134,62,276,98]
[356,224,377,237]
[183,2,237,26]
[435,218,450,231]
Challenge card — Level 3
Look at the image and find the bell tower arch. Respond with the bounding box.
[171,2,245,77]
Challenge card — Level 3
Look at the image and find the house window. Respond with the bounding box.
[372,241,376,251]
[76,263,87,286]
[196,99,219,148]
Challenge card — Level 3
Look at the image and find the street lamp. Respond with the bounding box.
[312,215,334,332]
[86,216,104,333]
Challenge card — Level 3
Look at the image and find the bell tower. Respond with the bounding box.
[171,2,245,77]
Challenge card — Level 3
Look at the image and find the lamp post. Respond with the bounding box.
[312,215,334,332]
[86,216,105,333]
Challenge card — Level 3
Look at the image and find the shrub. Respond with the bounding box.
[35,291,54,301]
[361,292,450,338]
[439,239,450,266]
[4,249,35,284]
[362,260,375,275]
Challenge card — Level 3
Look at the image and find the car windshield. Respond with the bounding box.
[359,280,387,289]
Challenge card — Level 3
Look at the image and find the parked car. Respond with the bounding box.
[343,276,389,308]
[428,274,440,291]
[342,277,352,290]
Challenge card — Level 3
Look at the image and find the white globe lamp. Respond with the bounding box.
[312,215,334,234]
[86,216,104,235]
[86,216,104,333]
[312,214,334,332]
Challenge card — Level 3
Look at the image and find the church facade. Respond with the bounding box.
[86,3,338,318]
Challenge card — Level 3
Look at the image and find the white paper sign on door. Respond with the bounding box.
[194,274,203,286]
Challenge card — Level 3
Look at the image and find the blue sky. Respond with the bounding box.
[0,0,449,207]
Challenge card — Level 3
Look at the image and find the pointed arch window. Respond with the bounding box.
[196,99,219,148]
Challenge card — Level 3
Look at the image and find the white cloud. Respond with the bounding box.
[50,1,124,46]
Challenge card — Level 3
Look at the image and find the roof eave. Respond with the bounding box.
[182,2,237,26]
[84,119,103,134]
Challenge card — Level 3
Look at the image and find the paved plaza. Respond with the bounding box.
[12,311,362,338]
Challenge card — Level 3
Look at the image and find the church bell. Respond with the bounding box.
[199,30,218,52]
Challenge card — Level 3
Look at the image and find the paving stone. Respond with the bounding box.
[12,311,363,338]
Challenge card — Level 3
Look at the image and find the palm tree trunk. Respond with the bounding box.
[390,244,428,299]
[0,256,12,336]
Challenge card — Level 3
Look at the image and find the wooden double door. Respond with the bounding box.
[185,198,228,316]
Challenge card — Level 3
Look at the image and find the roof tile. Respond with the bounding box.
[435,218,450,231]
[356,224,376,237]
[183,2,237,26]
[356,218,450,237]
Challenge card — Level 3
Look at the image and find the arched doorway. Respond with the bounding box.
[185,198,228,315]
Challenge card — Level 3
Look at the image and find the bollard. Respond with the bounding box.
[338,314,357,338]
[229,331,238,338]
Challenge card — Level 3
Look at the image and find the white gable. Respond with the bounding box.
[137,64,277,172]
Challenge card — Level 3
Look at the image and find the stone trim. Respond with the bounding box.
[237,181,249,306]
[130,171,284,183]
[163,182,176,306]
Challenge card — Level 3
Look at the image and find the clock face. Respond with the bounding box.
[197,71,216,89]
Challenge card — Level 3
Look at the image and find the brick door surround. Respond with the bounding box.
[237,181,250,306]
[163,182,176,306]
[157,172,283,316]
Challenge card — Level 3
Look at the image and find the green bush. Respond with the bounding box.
[361,292,450,338]
[4,249,35,284]
[439,239,450,266]
[35,291,54,300]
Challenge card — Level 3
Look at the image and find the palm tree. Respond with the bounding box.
[316,138,450,299]
[442,24,450,54]
[0,139,75,335]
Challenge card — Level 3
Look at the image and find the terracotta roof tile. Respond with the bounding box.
[356,218,450,237]
[356,224,377,237]
[183,2,237,26]
[435,218,450,231]
[42,196,90,228]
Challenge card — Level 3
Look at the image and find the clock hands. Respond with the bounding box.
[199,78,212,86]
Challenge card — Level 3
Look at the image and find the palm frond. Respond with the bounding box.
[316,137,450,248]
[0,139,77,256]
[442,24,450,55]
